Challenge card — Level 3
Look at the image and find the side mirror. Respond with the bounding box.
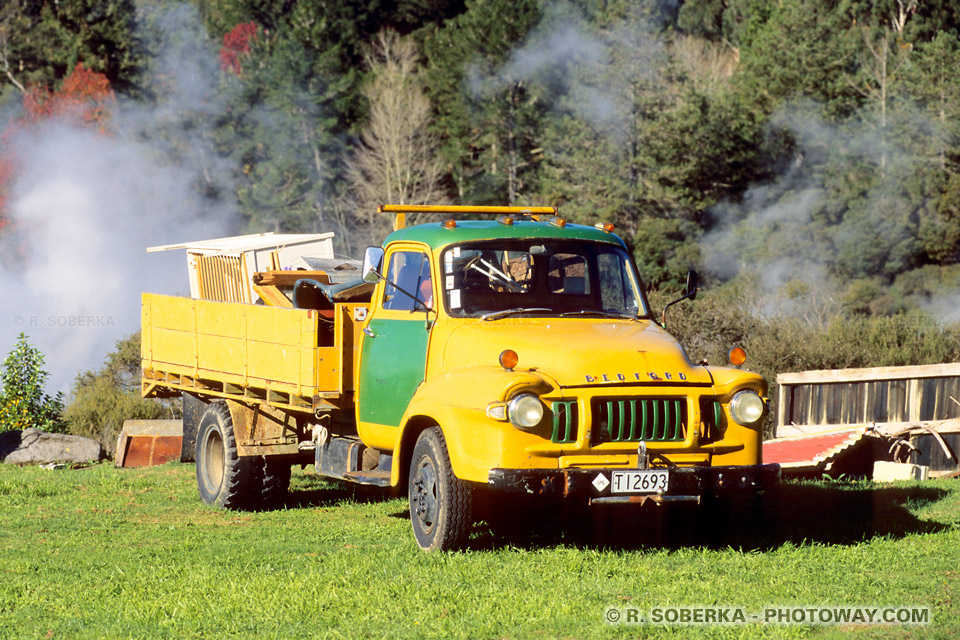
[661,269,701,328]
[685,270,698,301]
[361,247,384,284]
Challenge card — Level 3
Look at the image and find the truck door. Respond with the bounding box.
[357,248,433,429]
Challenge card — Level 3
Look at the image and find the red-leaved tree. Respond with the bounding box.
[21,62,116,130]
[220,23,258,75]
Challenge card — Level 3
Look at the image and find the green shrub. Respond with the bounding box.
[0,333,66,433]
[64,332,179,458]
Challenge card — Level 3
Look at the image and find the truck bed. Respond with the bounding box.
[141,293,367,415]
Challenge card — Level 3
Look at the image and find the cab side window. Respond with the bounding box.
[383,251,432,311]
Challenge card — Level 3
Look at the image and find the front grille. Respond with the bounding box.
[551,401,578,443]
[700,398,724,444]
[591,398,686,444]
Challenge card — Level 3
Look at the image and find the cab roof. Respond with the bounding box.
[382,218,627,252]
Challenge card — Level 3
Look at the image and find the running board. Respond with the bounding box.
[343,470,391,487]
[316,436,392,486]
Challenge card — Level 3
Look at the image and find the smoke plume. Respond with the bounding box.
[702,101,960,324]
[0,3,236,394]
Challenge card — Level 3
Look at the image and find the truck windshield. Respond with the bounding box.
[440,240,649,319]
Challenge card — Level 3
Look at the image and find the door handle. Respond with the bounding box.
[363,327,377,338]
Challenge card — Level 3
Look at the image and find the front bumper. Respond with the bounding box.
[487,463,781,504]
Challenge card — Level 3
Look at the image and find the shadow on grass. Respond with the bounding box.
[464,481,951,552]
[285,474,398,509]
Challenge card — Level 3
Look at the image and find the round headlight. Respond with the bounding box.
[507,394,544,429]
[729,390,765,425]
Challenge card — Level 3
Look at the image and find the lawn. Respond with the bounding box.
[0,462,956,639]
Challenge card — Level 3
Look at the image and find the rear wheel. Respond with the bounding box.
[195,401,259,510]
[259,460,291,510]
[408,427,472,551]
[180,394,206,463]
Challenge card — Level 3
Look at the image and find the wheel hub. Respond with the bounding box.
[201,429,225,493]
[412,456,439,529]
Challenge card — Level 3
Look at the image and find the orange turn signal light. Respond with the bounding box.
[550,217,567,228]
[442,218,457,229]
[595,222,615,233]
[499,349,519,371]
[728,347,746,367]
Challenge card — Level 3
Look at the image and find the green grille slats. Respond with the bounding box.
[699,398,724,444]
[551,401,578,443]
[550,398,689,445]
[592,398,686,444]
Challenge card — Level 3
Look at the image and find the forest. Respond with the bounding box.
[2,0,960,440]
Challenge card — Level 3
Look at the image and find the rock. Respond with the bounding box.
[0,428,103,465]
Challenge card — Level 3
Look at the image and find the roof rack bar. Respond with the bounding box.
[377,204,559,230]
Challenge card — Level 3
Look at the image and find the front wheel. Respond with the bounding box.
[408,427,473,551]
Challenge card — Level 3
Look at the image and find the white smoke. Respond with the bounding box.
[0,3,236,394]
[465,1,663,137]
[702,105,836,320]
[466,9,608,97]
[702,100,960,324]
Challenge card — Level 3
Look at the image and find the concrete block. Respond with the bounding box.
[873,460,930,482]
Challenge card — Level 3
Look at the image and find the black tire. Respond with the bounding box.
[408,427,473,551]
[195,401,260,510]
[180,394,207,463]
[259,459,291,510]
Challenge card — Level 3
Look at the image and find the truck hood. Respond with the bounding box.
[438,319,712,387]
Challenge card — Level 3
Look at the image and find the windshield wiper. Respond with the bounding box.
[561,310,638,320]
[481,307,553,321]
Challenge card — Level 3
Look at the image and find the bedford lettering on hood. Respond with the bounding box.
[438,318,713,387]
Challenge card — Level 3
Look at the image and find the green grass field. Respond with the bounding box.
[0,462,956,639]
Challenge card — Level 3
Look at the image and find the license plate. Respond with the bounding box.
[611,470,669,494]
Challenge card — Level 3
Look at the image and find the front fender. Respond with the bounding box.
[390,367,557,486]
[705,365,767,466]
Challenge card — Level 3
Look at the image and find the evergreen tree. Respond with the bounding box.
[214,23,335,232]
[733,0,863,120]
[538,6,762,288]
[422,0,543,203]
[0,0,141,103]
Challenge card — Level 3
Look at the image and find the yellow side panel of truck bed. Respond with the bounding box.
[142,293,327,396]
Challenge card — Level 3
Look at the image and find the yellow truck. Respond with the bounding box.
[142,205,779,551]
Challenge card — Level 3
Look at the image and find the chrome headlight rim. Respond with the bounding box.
[507,393,544,429]
[729,390,765,426]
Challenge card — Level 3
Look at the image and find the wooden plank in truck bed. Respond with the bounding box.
[141,293,338,413]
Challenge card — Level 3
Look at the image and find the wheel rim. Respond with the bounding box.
[411,454,439,532]
[201,427,225,494]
